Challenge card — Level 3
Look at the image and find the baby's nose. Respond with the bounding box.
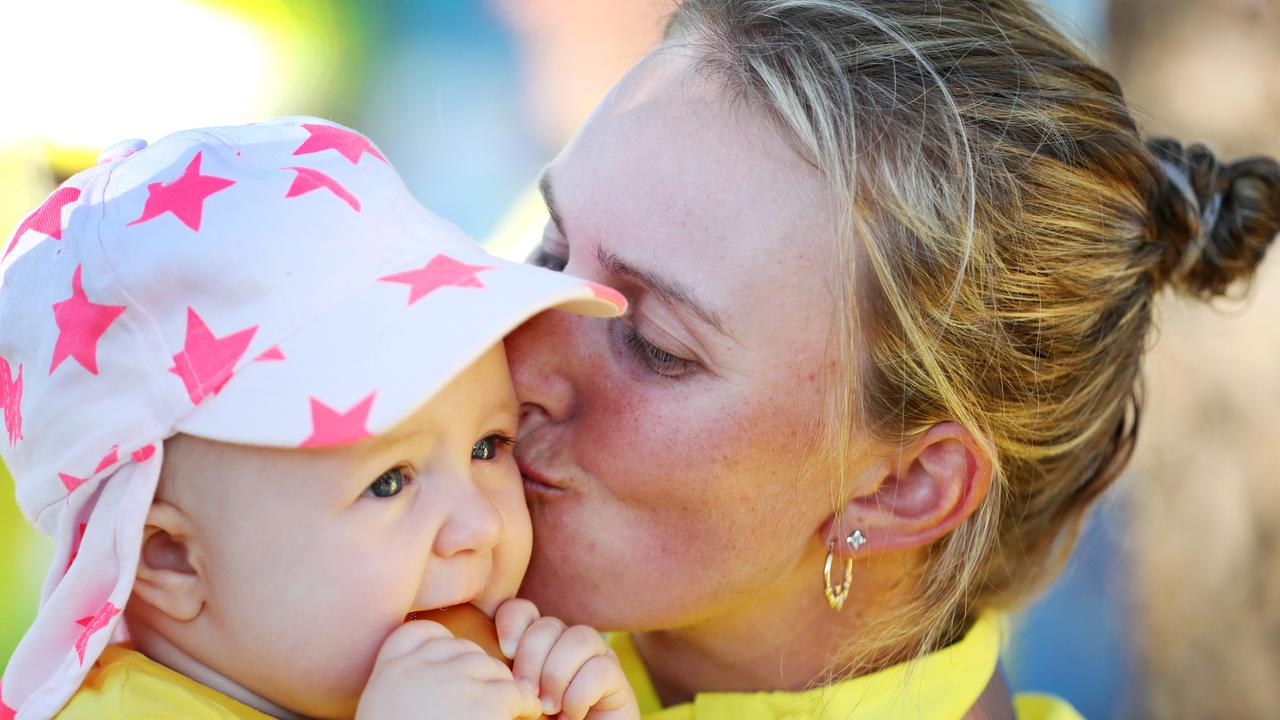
[432,484,503,558]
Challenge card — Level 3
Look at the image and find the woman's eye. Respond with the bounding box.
[472,434,516,461]
[364,466,412,499]
[529,245,567,272]
[621,323,695,378]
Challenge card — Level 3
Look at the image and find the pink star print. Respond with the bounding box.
[0,681,14,720]
[50,265,126,375]
[292,123,386,165]
[582,281,627,312]
[379,255,495,306]
[0,357,22,446]
[74,602,121,665]
[284,166,360,211]
[61,445,121,496]
[132,444,156,462]
[2,186,81,261]
[170,308,257,405]
[95,445,119,474]
[66,522,87,573]
[300,392,376,448]
[255,344,285,362]
[59,472,86,494]
[127,151,235,231]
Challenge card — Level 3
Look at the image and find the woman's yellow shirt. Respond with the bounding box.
[609,615,1084,720]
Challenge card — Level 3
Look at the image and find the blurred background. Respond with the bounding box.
[1,1,1276,717]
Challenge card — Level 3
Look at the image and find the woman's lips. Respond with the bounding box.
[518,459,570,495]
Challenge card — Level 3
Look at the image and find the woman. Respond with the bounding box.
[503,1,1280,717]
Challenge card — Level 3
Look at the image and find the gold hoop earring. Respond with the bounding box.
[823,541,853,611]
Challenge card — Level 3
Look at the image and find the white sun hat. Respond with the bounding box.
[0,117,624,720]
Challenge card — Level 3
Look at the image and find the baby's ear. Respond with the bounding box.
[132,500,206,622]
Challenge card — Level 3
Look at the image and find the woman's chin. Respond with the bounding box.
[518,560,590,624]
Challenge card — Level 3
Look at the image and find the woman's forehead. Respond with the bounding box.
[564,48,837,239]
[551,50,839,356]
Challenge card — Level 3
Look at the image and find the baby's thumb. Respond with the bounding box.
[372,619,453,667]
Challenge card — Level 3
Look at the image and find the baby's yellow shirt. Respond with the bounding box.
[57,645,273,719]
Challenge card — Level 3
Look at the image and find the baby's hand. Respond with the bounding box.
[357,619,544,720]
[496,599,640,720]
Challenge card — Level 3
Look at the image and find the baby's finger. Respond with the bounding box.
[371,620,454,667]
[511,615,566,689]
[488,677,545,720]
[495,598,541,659]
[537,625,610,716]
[415,636,495,666]
[560,654,634,720]
[447,649,519,683]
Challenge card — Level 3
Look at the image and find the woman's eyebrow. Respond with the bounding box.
[539,169,735,341]
[538,170,568,238]
[596,248,734,340]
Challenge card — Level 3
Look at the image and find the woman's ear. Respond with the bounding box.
[132,500,206,622]
[823,421,994,553]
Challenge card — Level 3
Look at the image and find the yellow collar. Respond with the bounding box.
[609,615,1002,720]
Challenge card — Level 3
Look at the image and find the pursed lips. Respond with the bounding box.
[515,442,577,495]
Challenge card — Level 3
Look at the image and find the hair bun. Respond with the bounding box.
[1146,137,1280,298]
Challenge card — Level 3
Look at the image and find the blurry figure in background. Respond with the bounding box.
[484,0,666,260]
[491,0,669,147]
[1109,0,1280,717]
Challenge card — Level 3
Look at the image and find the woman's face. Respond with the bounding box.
[507,48,850,631]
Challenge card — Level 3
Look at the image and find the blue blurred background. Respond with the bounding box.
[3,2,1278,718]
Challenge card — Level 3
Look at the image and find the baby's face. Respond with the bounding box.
[153,344,530,718]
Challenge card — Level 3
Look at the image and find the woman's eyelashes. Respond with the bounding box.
[472,433,517,461]
[528,237,695,378]
[618,321,696,378]
[529,244,567,272]
[364,464,414,499]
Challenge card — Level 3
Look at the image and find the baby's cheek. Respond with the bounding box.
[289,568,412,708]
[470,474,533,614]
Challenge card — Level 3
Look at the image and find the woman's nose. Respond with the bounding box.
[433,483,504,558]
[505,309,580,427]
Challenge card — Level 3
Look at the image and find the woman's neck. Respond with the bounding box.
[631,549,923,707]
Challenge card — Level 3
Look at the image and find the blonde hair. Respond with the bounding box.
[665,0,1280,671]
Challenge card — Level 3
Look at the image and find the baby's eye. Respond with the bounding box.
[364,465,413,498]
[472,434,516,462]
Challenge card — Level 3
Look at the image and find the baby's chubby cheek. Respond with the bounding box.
[474,490,534,615]
[225,546,420,703]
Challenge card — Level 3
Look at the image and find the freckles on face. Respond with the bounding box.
[516,48,844,630]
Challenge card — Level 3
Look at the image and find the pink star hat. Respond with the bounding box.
[0,118,625,719]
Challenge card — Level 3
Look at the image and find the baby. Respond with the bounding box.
[0,119,637,720]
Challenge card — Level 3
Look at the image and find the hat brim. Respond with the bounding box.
[174,242,622,448]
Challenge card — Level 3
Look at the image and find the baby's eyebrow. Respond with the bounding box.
[483,398,520,426]
[361,423,420,455]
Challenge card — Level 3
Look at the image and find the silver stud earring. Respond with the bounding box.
[846,529,867,552]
